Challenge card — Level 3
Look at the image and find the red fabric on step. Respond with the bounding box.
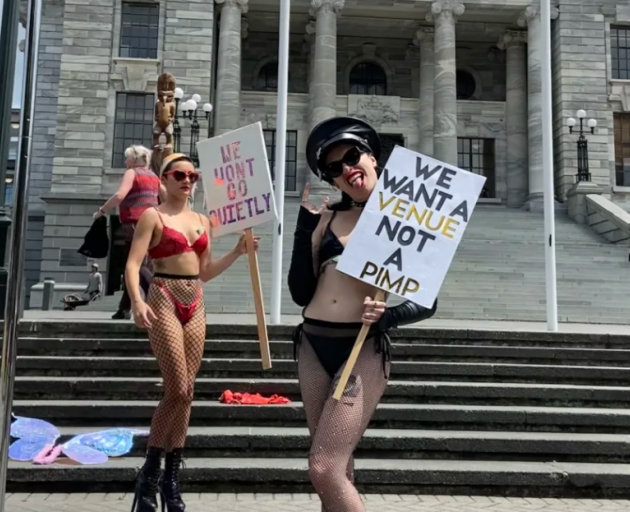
[219,390,291,405]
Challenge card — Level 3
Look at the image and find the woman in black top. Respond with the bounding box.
[288,117,437,511]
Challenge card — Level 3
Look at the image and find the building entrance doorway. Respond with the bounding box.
[378,133,405,168]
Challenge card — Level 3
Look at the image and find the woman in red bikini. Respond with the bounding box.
[125,152,258,512]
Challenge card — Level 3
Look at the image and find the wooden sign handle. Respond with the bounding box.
[245,228,272,370]
[332,289,386,401]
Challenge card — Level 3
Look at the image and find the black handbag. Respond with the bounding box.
[78,216,109,259]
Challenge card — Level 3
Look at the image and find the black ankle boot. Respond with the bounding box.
[159,449,185,512]
[131,447,163,512]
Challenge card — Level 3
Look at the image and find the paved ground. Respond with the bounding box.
[20,310,630,334]
[5,494,630,511]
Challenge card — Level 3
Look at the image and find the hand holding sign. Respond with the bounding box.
[332,146,486,400]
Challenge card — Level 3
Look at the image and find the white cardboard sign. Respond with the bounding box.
[197,122,278,237]
[336,146,486,308]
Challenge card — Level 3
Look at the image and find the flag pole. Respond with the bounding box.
[0,0,42,506]
[540,0,558,331]
[270,0,291,325]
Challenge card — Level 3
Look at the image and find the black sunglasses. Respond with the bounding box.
[323,146,366,178]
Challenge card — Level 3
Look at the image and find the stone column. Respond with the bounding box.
[309,0,344,129]
[415,27,434,156]
[427,0,464,166]
[214,0,248,134]
[518,4,558,210]
[305,20,317,113]
[501,30,528,207]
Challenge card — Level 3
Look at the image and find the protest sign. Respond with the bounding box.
[332,146,485,400]
[336,145,486,308]
[197,122,276,370]
[197,122,278,238]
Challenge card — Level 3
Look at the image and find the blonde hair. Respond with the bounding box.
[124,145,152,168]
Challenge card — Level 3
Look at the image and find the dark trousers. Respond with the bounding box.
[118,240,152,312]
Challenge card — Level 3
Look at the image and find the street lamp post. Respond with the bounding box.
[567,109,597,183]
[172,88,212,167]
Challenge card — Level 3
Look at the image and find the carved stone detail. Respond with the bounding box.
[517,4,558,27]
[216,0,249,14]
[426,1,465,22]
[111,58,160,93]
[347,95,400,127]
[310,0,344,16]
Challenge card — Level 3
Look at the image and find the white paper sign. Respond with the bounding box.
[197,122,278,237]
[336,146,486,308]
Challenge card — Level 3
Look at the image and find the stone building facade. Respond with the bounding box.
[22,0,630,295]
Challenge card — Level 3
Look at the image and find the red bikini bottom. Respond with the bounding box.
[153,274,202,326]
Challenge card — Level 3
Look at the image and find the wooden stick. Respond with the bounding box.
[245,228,272,370]
[332,289,385,401]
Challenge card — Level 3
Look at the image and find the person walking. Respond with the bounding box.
[93,145,163,319]
[288,117,437,512]
[125,152,259,512]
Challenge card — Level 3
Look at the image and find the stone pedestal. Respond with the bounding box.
[501,30,528,208]
[567,180,602,225]
[428,0,464,166]
[416,27,434,156]
[518,4,558,210]
[214,0,248,134]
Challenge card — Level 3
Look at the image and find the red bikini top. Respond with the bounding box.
[148,209,209,260]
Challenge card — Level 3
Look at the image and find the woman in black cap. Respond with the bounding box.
[288,117,437,511]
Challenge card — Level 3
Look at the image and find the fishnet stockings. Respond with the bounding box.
[298,331,389,512]
[146,277,206,450]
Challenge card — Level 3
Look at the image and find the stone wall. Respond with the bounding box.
[552,0,612,200]
[25,0,65,303]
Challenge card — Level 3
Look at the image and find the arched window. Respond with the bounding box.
[257,61,278,92]
[456,70,476,100]
[349,62,387,95]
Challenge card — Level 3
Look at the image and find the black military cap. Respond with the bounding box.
[306,116,381,178]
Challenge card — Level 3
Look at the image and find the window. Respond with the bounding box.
[349,62,387,95]
[119,2,159,59]
[614,114,630,186]
[456,70,476,100]
[457,138,495,198]
[257,62,278,92]
[5,116,19,207]
[612,26,630,80]
[112,93,154,168]
[263,129,298,192]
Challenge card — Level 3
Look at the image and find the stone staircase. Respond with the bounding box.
[87,202,630,324]
[7,320,630,497]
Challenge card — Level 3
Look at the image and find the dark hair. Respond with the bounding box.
[326,165,382,211]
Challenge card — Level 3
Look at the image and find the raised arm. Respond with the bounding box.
[287,185,329,307]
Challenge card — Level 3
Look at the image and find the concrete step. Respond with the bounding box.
[44,425,630,463]
[17,338,630,366]
[16,323,630,347]
[8,457,630,497]
[13,400,630,433]
[16,357,630,385]
[14,377,630,406]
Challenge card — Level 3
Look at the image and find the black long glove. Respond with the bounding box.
[287,207,320,307]
[378,298,438,331]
